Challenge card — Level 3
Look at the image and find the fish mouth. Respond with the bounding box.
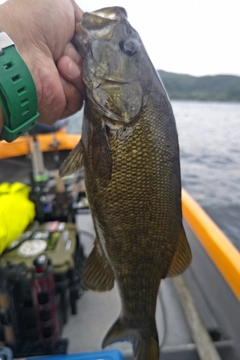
[72,7,128,58]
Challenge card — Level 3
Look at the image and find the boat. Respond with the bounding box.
[0,130,239,360]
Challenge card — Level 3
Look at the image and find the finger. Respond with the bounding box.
[71,0,84,22]
[58,55,86,97]
[64,43,83,65]
[59,76,83,119]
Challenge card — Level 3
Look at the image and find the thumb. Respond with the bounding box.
[72,0,84,22]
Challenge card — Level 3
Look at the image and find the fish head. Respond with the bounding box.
[73,7,152,124]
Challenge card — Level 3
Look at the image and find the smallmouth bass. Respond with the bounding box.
[61,7,191,360]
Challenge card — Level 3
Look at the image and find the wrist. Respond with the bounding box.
[0,2,39,140]
[0,31,39,142]
[0,106,4,134]
[0,3,9,134]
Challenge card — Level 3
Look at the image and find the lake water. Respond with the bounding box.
[67,101,240,251]
[174,101,240,250]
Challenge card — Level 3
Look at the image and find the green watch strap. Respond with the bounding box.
[0,32,39,142]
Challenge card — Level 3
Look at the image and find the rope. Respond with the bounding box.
[172,275,222,360]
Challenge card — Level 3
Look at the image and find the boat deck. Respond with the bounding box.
[0,151,239,360]
[60,211,237,360]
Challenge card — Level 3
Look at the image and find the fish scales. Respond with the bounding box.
[86,101,180,283]
[61,6,192,360]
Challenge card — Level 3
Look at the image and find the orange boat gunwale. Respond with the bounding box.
[182,188,240,301]
[0,129,81,159]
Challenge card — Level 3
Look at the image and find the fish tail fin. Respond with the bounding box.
[134,336,159,360]
[102,317,159,360]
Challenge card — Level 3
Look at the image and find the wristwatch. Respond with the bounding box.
[0,32,39,142]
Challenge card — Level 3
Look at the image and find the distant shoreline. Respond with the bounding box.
[170,99,240,104]
[158,70,240,102]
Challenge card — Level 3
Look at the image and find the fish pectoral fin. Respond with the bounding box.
[83,241,114,291]
[102,318,159,360]
[59,139,84,177]
[167,226,192,277]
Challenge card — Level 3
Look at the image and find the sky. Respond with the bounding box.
[0,0,239,76]
[74,0,240,77]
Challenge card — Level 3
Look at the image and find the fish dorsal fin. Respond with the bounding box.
[83,240,115,291]
[59,139,84,177]
[167,226,192,277]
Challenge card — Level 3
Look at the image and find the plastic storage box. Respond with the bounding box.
[29,350,124,360]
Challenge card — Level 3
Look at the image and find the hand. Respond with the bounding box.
[0,0,85,127]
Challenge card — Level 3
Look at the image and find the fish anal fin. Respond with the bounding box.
[83,241,114,291]
[59,139,84,177]
[102,318,159,360]
[167,226,192,277]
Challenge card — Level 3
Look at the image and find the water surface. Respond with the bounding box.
[173,101,240,250]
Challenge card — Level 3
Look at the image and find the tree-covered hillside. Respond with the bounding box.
[158,70,240,102]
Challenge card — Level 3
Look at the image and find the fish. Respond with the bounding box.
[60,7,192,360]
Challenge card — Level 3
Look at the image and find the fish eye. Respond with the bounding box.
[120,39,139,56]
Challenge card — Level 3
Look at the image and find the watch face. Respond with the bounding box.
[18,240,47,257]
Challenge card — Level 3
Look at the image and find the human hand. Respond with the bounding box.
[0,0,85,126]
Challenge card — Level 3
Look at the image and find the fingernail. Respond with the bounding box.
[68,60,81,78]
